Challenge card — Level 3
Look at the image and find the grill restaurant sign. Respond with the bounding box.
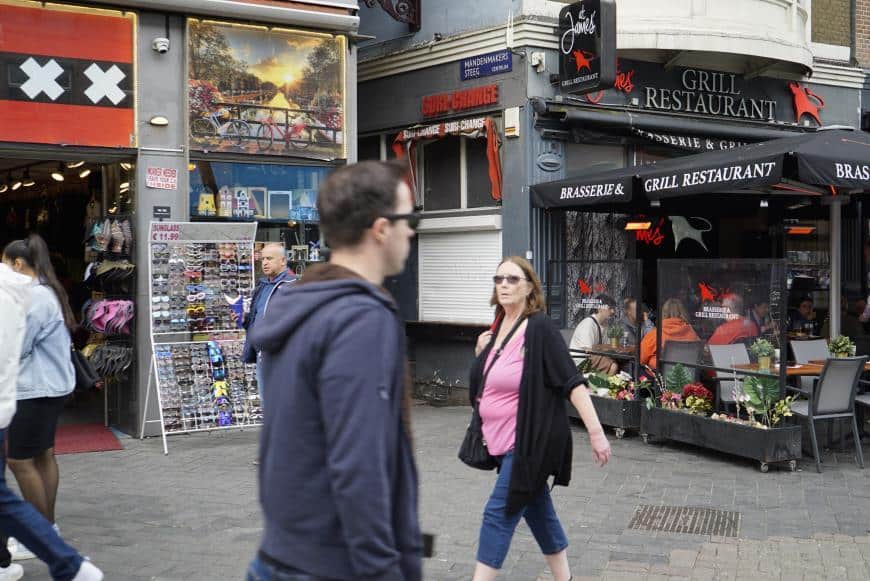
[582,59,825,125]
[558,0,616,95]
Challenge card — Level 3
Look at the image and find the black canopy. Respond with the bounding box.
[531,129,870,209]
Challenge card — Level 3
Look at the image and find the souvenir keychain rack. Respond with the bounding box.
[140,221,259,454]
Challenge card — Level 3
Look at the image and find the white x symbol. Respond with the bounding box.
[19,58,64,101]
[84,64,126,105]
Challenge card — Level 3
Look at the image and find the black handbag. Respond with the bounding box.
[458,315,526,471]
[71,348,100,391]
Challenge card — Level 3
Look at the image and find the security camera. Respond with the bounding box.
[152,37,170,54]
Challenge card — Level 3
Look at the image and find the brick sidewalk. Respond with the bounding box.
[13,406,870,579]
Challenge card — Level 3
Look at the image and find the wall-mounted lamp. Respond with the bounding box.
[786,226,816,236]
[0,184,7,194]
[149,115,170,126]
[759,199,769,208]
[650,199,661,208]
[79,168,92,179]
[10,173,22,191]
[66,160,85,169]
[624,221,652,231]
[120,162,132,171]
[23,169,36,187]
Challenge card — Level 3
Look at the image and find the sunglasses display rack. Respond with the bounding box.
[143,221,259,454]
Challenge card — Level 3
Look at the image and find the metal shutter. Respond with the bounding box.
[418,230,502,324]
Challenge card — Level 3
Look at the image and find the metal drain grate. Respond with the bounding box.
[628,505,740,537]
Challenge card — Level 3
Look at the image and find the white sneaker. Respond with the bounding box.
[0,564,23,581]
[7,538,35,561]
[71,560,104,581]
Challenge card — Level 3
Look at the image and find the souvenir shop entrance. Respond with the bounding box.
[0,153,139,435]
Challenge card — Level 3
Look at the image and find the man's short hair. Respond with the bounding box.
[317,160,409,249]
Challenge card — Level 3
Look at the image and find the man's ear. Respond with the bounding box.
[370,216,389,244]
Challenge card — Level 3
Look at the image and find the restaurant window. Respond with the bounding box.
[564,143,625,177]
[189,161,330,222]
[419,135,498,211]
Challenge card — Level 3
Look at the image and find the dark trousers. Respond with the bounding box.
[0,428,82,579]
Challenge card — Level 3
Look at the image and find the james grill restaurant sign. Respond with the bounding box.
[558,0,616,95]
[582,59,829,127]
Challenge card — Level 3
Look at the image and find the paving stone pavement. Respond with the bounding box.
[13,406,870,580]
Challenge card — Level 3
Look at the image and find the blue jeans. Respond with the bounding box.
[0,429,83,580]
[476,452,568,569]
[246,554,331,580]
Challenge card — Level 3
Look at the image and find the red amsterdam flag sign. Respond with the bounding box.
[0,1,135,148]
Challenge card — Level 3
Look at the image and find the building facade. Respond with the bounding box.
[358,0,868,400]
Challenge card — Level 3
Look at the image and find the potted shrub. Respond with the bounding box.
[606,324,623,348]
[749,338,775,371]
[640,365,801,472]
[578,372,651,438]
[828,335,855,358]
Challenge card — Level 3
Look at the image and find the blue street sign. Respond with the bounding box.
[460,50,513,81]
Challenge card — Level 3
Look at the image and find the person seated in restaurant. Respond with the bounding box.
[748,300,777,335]
[640,298,700,369]
[788,295,817,335]
[619,298,654,346]
[570,294,619,375]
[821,294,866,338]
[708,293,759,345]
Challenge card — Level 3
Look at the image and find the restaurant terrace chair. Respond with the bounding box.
[709,343,751,411]
[790,339,830,395]
[659,340,704,384]
[787,356,867,473]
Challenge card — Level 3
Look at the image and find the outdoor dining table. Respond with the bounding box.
[569,343,636,362]
[732,361,870,377]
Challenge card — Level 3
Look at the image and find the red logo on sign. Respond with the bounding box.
[585,62,635,104]
[635,218,665,246]
[788,82,825,126]
[578,278,592,295]
[421,85,499,118]
[571,49,593,73]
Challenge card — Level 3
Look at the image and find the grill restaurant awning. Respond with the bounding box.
[531,129,870,209]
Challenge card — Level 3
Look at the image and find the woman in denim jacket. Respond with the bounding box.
[2,235,77,562]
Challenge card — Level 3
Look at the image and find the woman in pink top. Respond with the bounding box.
[468,256,611,581]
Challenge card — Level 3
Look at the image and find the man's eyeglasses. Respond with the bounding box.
[382,212,421,231]
[493,275,527,285]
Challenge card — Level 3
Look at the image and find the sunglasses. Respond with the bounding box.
[382,212,421,230]
[493,275,528,285]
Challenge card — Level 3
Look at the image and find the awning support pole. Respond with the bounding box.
[830,198,843,339]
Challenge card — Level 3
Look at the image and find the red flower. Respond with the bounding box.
[682,383,713,402]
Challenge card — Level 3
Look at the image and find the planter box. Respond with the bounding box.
[567,395,642,438]
[640,406,802,472]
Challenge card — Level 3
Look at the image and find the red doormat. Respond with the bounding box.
[54,424,124,455]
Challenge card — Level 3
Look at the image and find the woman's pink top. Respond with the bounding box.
[478,328,525,456]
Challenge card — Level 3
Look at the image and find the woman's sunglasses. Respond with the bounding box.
[493,275,527,285]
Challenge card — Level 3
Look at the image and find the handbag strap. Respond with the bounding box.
[481,315,527,390]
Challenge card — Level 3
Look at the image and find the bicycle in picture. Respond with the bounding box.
[190,108,251,146]
[255,110,312,151]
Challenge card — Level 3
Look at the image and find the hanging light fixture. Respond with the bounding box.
[79,167,92,179]
[0,183,7,194]
[66,160,85,169]
[10,173,22,191]
[120,162,132,171]
[22,169,35,187]
[50,163,65,182]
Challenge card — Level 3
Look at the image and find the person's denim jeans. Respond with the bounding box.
[476,452,568,569]
[0,428,83,580]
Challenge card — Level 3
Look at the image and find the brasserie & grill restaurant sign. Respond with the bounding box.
[558,0,616,95]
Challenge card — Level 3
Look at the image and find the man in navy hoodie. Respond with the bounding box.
[247,160,422,581]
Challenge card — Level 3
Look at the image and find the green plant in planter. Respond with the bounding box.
[665,363,692,394]
[606,324,623,345]
[828,335,855,357]
[743,375,794,428]
[749,338,774,359]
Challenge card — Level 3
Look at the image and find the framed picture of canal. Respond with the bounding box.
[187,19,346,159]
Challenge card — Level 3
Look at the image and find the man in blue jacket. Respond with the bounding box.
[241,242,294,366]
[247,160,422,581]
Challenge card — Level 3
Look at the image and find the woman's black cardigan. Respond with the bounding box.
[469,311,586,514]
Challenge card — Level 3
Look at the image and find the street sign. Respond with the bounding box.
[460,50,512,81]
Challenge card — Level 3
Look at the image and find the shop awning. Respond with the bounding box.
[530,129,870,209]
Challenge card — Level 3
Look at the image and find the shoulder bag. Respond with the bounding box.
[458,315,526,470]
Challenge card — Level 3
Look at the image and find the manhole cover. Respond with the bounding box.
[628,505,740,537]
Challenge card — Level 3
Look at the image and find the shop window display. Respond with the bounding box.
[189,161,328,222]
